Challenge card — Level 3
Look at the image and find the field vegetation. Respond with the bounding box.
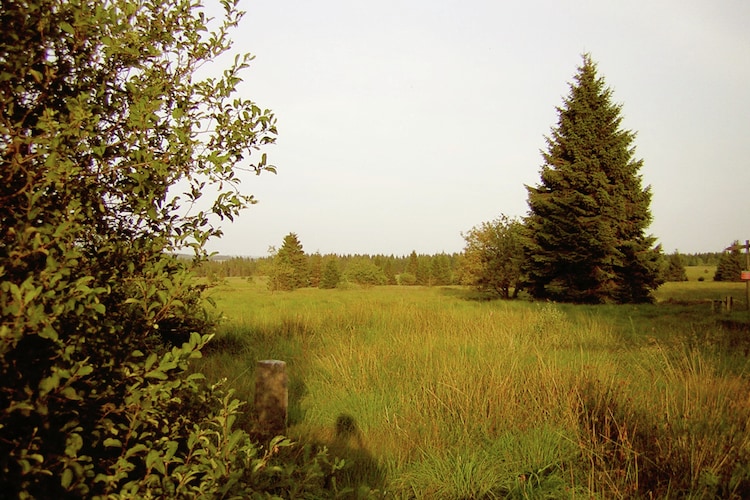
[194,268,750,498]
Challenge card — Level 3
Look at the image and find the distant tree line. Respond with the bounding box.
[195,247,729,289]
[651,245,745,283]
[196,240,463,291]
[680,253,723,266]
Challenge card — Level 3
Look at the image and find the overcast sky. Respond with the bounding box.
[202,0,750,257]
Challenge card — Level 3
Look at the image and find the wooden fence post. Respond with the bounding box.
[254,360,288,436]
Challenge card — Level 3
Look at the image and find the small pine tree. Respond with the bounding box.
[320,259,341,289]
[308,252,323,287]
[430,253,453,286]
[714,243,743,282]
[382,258,397,285]
[664,252,688,282]
[406,251,419,277]
[270,233,308,290]
[416,257,431,286]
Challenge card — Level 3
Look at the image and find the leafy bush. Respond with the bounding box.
[397,272,417,286]
[343,258,387,287]
[461,214,524,298]
[0,0,341,497]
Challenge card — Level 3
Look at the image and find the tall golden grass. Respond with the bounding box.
[193,277,750,498]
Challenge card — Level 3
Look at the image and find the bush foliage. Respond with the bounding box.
[0,0,344,497]
[460,214,524,299]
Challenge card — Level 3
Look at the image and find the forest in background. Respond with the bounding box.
[195,249,728,283]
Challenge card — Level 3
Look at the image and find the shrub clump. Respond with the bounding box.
[0,0,340,496]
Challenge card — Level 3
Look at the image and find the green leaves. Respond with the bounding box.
[1,0,280,496]
[462,215,525,299]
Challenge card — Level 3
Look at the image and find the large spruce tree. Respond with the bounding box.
[524,55,663,304]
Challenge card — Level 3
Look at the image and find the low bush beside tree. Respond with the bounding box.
[344,258,387,287]
[460,215,525,299]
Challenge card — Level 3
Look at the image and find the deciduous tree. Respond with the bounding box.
[461,215,524,299]
[344,257,387,287]
[524,55,662,303]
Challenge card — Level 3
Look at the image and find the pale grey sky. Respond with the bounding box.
[204,0,750,256]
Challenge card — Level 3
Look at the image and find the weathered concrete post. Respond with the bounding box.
[254,360,288,435]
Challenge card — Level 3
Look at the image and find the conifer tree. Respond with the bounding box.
[430,253,453,286]
[524,55,662,303]
[382,258,397,285]
[664,252,688,282]
[401,250,419,286]
[308,252,323,287]
[714,242,743,282]
[270,233,308,290]
[416,257,431,286]
[406,251,419,276]
[320,258,341,289]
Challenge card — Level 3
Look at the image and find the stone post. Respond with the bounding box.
[254,360,288,435]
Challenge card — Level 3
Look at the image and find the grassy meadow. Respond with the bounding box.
[193,269,750,498]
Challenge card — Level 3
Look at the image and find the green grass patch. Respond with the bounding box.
[685,265,716,281]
